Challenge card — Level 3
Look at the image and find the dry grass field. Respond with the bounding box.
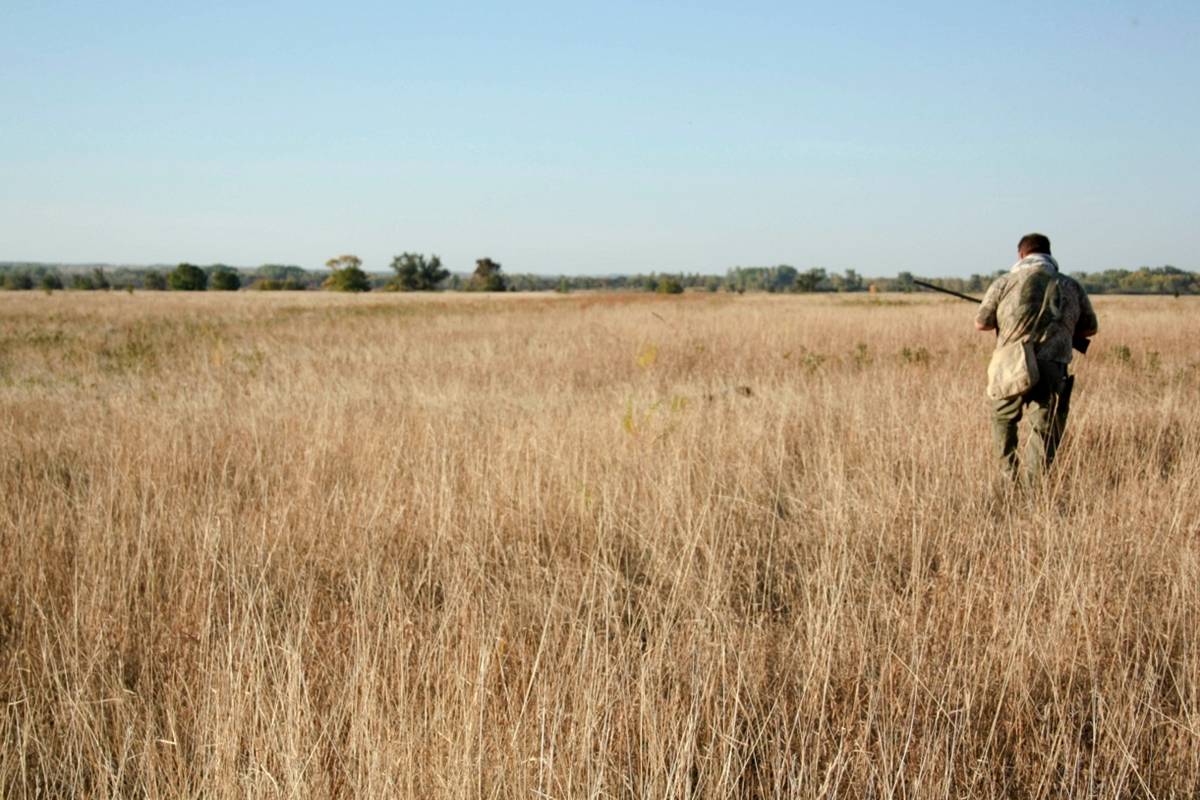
[1,290,1197,798]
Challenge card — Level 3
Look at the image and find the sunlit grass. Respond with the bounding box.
[1,290,1197,797]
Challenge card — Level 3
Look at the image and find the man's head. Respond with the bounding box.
[1018,233,1051,258]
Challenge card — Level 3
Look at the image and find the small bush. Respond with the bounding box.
[210,269,241,291]
[655,276,684,294]
[323,269,371,292]
[323,255,371,292]
[465,258,507,292]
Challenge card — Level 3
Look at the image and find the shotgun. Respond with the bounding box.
[912,279,1090,354]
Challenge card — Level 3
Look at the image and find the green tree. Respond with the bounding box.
[388,252,449,291]
[322,254,370,292]
[4,272,34,290]
[143,271,168,290]
[209,268,241,291]
[90,268,110,290]
[40,273,64,292]
[71,273,96,290]
[895,271,916,292]
[466,258,507,292]
[168,263,208,291]
[256,264,311,288]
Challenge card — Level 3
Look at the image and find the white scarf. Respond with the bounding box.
[1010,253,1059,274]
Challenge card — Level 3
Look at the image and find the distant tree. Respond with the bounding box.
[169,263,208,291]
[795,268,827,293]
[90,268,110,290]
[40,273,64,292]
[4,272,34,290]
[209,268,241,291]
[256,264,311,287]
[895,271,916,292]
[388,252,449,291]
[770,265,798,292]
[839,268,864,292]
[555,277,571,294]
[71,273,96,290]
[143,271,168,290]
[466,258,507,292]
[655,275,684,294]
[322,254,370,292]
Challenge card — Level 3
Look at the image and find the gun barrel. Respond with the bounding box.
[912,279,981,303]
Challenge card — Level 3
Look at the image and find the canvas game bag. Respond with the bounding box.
[987,339,1039,400]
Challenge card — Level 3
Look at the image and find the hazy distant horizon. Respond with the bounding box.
[4,2,1197,277]
[1,255,1194,281]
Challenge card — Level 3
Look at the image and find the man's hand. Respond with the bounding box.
[975,320,995,332]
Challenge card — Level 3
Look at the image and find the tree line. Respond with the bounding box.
[2,259,1197,295]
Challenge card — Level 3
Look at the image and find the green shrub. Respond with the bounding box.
[655,276,684,294]
[210,269,241,291]
[168,264,208,291]
[465,258,507,292]
[323,268,371,292]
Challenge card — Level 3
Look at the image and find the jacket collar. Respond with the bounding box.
[1010,253,1059,274]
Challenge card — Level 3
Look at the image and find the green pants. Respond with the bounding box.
[991,359,1071,482]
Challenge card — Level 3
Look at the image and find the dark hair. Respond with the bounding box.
[1018,233,1051,256]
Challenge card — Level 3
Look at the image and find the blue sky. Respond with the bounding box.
[2,1,1197,276]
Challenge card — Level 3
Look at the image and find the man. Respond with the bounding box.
[975,233,1099,482]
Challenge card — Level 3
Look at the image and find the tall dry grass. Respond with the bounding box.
[1,290,1197,798]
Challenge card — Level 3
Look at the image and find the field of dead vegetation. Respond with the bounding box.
[1,290,1198,798]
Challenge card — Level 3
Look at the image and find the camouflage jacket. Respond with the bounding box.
[976,254,1098,364]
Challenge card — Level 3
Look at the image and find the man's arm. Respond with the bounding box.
[975,279,1002,333]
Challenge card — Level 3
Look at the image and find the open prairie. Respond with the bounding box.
[1,290,1197,798]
